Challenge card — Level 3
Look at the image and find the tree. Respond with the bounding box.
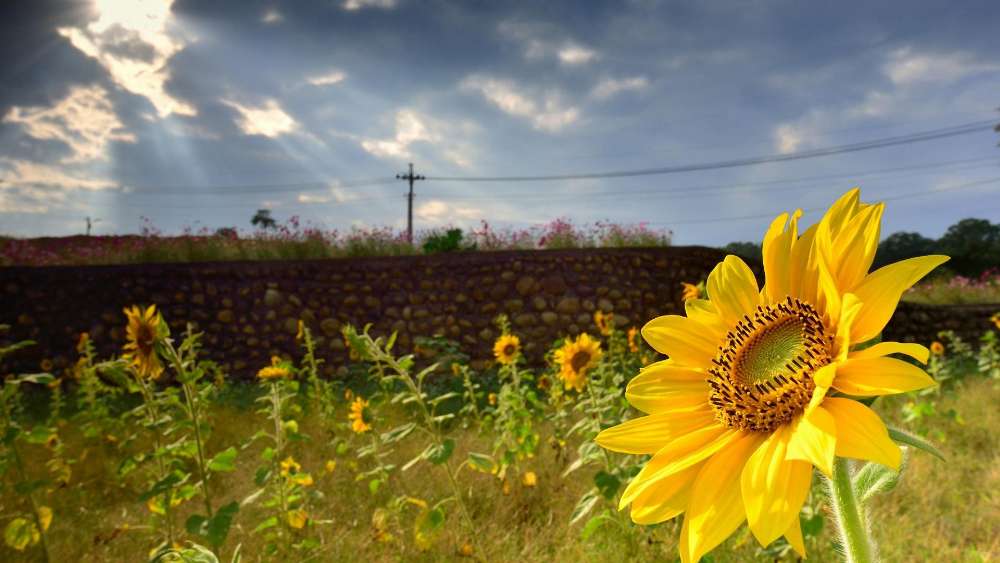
[251,209,276,230]
[722,241,761,262]
[936,218,1000,276]
[873,232,937,269]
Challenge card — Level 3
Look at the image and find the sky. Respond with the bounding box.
[1,0,999,246]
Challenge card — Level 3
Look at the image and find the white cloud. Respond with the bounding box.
[342,0,397,11]
[361,109,436,159]
[58,0,195,118]
[497,21,597,66]
[0,159,117,191]
[773,124,804,154]
[3,85,136,163]
[591,76,649,100]
[307,70,346,87]
[261,9,283,24]
[415,200,482,222]
[885,47,1000,85]
[557,44,597,66]
[223,99,298,137]
[297,184,358,204]
[460,75,579,132]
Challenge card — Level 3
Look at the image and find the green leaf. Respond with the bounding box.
[426,439,454,465]
[594,471,621,500]
[139,472,184,502]
[186,514,208,536]
[466,452,496,474]
[207,447,238,473]
[853,458,904,503]
[414,506,446,550]
[380,423,416,444]
[23,425,55,445]
[888,427,945,461]
[581,510,613,541]
[3,518,38,551]
[369,478,382,495]
[254,466,271,486]
[252,515,278,535]
[206,501,239,547]
[570,488,601,525]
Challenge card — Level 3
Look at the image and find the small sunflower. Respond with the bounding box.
[681,282,702,302]
[488,392,498,406]
[295,319,305,342]
[257,357,292,380]
[554,333,602,392]
[39,358,54,372]
[122,305,166,380]
[349,397,372,433]
[594,310,614,336]
[627,326,640,353]
[493,334,521,365]
[521,471,538,487]
[930,341,945,356]
[991,312,1000,330]
[280,456,301,477]
[597,189,946,562]
[76,332,90,354]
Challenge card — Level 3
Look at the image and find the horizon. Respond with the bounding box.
[1,0,999,246]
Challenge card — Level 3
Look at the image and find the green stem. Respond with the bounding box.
[270,382,290,552]
[826,457,875,563]
[137,376,175,547]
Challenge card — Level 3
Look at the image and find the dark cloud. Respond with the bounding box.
[2,0,999,241]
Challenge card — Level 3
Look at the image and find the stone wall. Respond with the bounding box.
[2,248,995,380]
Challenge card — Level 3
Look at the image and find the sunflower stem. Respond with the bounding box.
[827,457,875,563]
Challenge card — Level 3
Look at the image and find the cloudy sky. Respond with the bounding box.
[1,0,998,245]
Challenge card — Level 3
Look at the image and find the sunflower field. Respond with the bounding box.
[1,190,999,563]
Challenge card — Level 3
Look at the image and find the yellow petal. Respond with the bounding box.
[741,425,813,546]
[785,516,807,558]
[596,409,715,454]
[834,293,864,361]
[38,506,52,532]
[849,342,929,364]
[830,203,883,292]
[619,424,739,509]
[625,361,710,414]
[679,432,763,563]
[786,405,836,477]
[629,464,700,524]
[850,255,950,343]
[824,398,901,469]
[789,224,819,303]
[684,298,729,340]
[762,210,801,303]
[706,255,760,326]
[833,356,936,396]
[642,316,718,367]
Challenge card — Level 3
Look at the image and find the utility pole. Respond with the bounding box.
[396,162,425,244]
[85,216,101,236]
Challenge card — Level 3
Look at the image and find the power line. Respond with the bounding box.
[425,119,997,182]
[421,156,998,202]
[645,176,1000,226]
[120,177,397,196]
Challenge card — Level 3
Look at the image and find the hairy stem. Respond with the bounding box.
[827,457,875,563]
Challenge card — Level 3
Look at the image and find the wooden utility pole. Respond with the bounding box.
[396,162,425,244]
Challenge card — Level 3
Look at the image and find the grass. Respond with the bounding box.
[3,377,997,562]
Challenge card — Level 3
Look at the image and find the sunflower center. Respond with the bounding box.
[570,351,591,372]
[503,344,517,356]
[708,297,831,433]
[135,324,156,355]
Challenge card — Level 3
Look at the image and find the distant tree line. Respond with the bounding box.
[722,217,1000,278]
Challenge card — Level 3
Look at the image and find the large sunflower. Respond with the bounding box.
[122,305,166,380]
[596,189,945,562]
[554,333,602,392]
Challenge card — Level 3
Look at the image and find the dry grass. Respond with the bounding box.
[4,378,998,562]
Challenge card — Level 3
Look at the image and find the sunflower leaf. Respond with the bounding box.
[569,488,601,525]
[852,460,902,504]
[887,426,945,461]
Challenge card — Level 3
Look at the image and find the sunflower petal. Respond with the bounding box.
[642,315,718,366]
[849,342,929,364]
[706,255,760,325]
[831,203,883,292]
[762,211,800,303]
[824,397,901,470]
[786,405,836,477]
[596,409,715,455]
[629,464,700,524]
[619,424,739,509]
[785,516,807,558]
[851,255,950,343]
[684,298,729,340]
[741,425,813,546]
[833,356,936,396]
[679,432,763,563]
[625,361,710,414]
